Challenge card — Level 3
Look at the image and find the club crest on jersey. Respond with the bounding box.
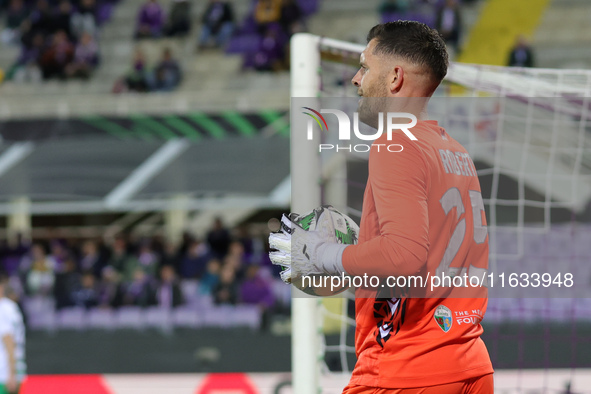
[434,305,453,333]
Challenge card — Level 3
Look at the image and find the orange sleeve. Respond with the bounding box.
[342,140,430,277]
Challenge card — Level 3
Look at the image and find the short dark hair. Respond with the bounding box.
[367,21,449,82]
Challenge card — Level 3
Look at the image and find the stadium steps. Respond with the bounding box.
[458,0,551,66]
[0,0,395,114]
[309,0,381,43]
[83,0,257,93]
[309,0,482,58]
[533,0,591,68]
[0,45,20,72]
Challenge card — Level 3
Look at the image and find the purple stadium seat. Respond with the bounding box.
[241,50,258,70]
[381,11,435,28]
[144,306,173,331]
[497,297,523,321]
[239,14,259,35]
[519,298,548,322]
[549,298,575,322]
[23,296,55,318]
[574,298,591,320]
[524,232,545,256]
[96,3,115,26]
[1,257,20,276]
[27,309,57,331]
[203,305,231,328]
[297,0,319,16]
[381,11,405,24]
[226,34,262,55]
[233,305,261,329]
[271,279,291,306]
[180,280,199,305]
[410,12,436,28]
[115,306,144,329]
[195,293,214,310]
[173,306,204,328]
[87,308,116,330]
[58,307,87,330]
[484,298,501,323]
[201,305,261,329]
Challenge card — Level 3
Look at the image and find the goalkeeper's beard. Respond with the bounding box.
[358,97,389,129]
[357,82,390,130]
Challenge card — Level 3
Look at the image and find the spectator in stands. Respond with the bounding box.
[10,32,44,83]
[240,264,274,329]
[227,241,244,261]
[160,241,181,273]
[253,26,285,72]
[113,48,149,93]
[239,265,274,308]
[24,243,55,296]
[198,0,234,49]
[65,31,99,79]
[147,47,182,92]
[180,240,209,279]
[39,29,74,79]
[223,242,245,281]
[53,256,79,309]
[71,272,99,309]
[135,0,165,39]
[122,268,156,306]
[236,227,263,265]
[53,0,74,39]
[125,47,149,91]
[507,35,535,68]
[1,0,28,45]
[254,0,282,34]
[164,0,190,38]
[106,237,140,283]
[70,0,97,39]
[199,258,220,295]
[137,241,158,278]
[177,231,194,256]
[279,0,302,37]
[207,217,231,259]
[97,266,123,308]
[0,234,29,278]
[49,239,69,274]
[28,0,53,38]
[213,264,238,305]
[79,240,104,277]
[156,265,183,308]
[435,0,462,52]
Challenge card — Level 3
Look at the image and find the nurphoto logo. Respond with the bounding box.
[302,107,418,153]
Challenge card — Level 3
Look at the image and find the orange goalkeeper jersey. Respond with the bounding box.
[342,120,493,388]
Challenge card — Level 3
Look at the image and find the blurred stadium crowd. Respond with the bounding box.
[0,218,290,331]
[0,0,496,91]
[1,0,110,81]
[0,0,314,86]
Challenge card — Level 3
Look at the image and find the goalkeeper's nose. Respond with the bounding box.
[352,70,362,88]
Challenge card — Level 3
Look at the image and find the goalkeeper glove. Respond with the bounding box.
[269,212,349,284]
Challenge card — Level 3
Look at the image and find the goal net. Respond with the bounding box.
[290,33,591,393]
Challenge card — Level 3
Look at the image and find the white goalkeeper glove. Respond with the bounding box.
[268,212,349,284]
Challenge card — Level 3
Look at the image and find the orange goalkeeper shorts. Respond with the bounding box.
[342,374,494,394]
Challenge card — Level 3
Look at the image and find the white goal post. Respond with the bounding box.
[290,33,365,394]
[290,33,324,394]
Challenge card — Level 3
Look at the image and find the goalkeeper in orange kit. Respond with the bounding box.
[270,21,494,393]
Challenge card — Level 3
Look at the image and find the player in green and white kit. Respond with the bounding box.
[0,277,26,394]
